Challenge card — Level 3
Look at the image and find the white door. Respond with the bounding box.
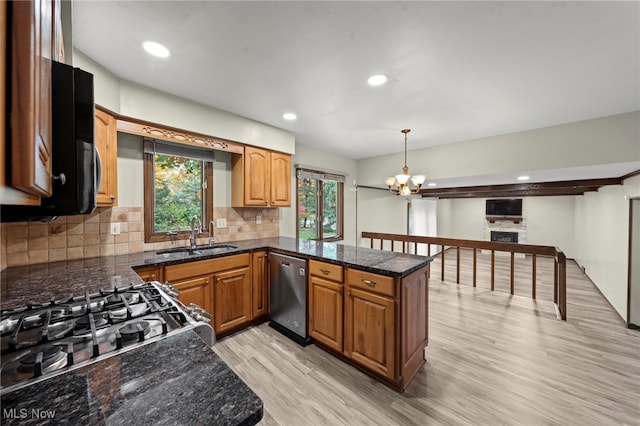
[629,198,640,327]
[408,198,440,256]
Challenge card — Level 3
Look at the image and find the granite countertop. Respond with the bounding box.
[1,237,431,308]
[0,237,430,424]
[0,330,263,426]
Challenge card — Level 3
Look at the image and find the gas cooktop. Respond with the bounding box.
[0,282,214,395]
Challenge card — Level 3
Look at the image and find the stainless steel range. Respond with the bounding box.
[0,281,215,395]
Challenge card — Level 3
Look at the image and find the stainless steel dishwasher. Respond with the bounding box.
[269,252,311,346]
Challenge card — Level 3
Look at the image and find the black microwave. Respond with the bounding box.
[1,61,99,222]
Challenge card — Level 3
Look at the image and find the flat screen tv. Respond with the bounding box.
[486,199,522,216]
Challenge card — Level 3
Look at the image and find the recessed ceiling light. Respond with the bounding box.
[282,113,297,121]
[518,175,530,181]
[367,74,388,86]
[427,182,437,187]
[142,41,170,58]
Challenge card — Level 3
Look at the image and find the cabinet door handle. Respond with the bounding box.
[319,268,331,275]
[347,291,352,297]
[110,195,116,200]
[362,279,376,287]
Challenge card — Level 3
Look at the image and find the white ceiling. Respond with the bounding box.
[72,1,639,183]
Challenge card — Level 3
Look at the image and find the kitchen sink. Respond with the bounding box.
[156,244,238,256]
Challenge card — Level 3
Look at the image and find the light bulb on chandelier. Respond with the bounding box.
[385,129,425,195]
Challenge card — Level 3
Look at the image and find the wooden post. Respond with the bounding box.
[456,246,460,284]
[510,252,515,295]
[559,252,567,320]
[473,249,477,288]
[553,259,558,304]
[491,250,495,291]
[441,245,445,281]
[532,254,537,300]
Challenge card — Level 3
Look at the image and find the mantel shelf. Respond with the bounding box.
[486,216,523,224]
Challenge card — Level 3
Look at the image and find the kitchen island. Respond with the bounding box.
[1,237,431,422]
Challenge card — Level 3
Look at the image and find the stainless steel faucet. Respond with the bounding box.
[190,216,202,249]
[208,220,216,246]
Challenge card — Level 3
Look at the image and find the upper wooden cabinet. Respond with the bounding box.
[8,0,54,199]
[232,147,291,207]
[270,152,291,207]
[95,107,118,206]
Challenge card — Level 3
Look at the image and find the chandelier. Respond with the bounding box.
[385,129,425,195]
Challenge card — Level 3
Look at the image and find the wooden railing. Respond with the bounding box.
[362,232,567,320]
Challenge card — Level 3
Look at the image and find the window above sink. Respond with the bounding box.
[143,138,214,243]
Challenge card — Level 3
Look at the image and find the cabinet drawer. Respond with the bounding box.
[309,260,343,282]
[164,253,250,282]
[165,258,215,281]
[211,253,250,272]
[347,269,395,298]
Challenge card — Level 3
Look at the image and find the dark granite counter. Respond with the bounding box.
[0,237,430,424]
[138,237,431,278]
[1,237,431,308]
[0,330,263,425]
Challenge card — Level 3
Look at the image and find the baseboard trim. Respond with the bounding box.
[576,261,628,328]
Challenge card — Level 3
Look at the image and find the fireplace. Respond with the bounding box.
[491,231,518,243]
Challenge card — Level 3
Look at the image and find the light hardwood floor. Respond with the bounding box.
[214,255,640,425]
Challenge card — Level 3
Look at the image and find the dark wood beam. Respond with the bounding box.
[358,171,638,199]
[418,176,629,199]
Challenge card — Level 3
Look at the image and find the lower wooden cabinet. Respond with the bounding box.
[214,267,252,333]
[252,251,268,319]
[163,253,251,336]
[309,275,343,353]
[344,286,395,380]
[308,264,428,391]
[172,275,214,327]
[157,250,429,391]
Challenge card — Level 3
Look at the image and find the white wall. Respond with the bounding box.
[280,143,358,245]
[357,112,640,187]
[436,198,486,240]
[574,175,640,319]
[630,198,640,326]
[356,189,412,248]
[73,50,295,155]
[213,152,233,208]
[524,196,575,252]
[116,132,144,207]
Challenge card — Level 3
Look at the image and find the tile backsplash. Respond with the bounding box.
[0,206,279,269]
